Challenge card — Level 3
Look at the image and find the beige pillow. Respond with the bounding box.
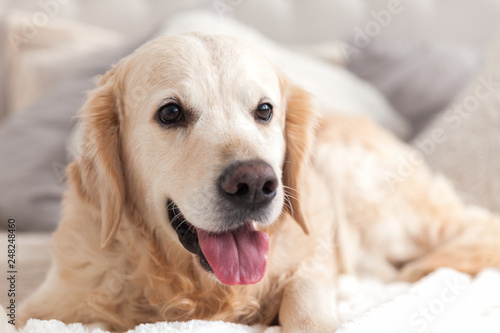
[3,10,123,115]
[413,31,500,212]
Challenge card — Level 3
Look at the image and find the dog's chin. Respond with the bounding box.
[166,199,273,285]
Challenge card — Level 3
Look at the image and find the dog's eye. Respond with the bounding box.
[255,103,273,122]
[158,103,184,124]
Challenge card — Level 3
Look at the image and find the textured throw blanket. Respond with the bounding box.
[4,268,500,333]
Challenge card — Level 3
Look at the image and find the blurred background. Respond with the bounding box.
[1,0,500,232]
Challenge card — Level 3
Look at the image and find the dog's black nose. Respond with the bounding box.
[219,160,278,209]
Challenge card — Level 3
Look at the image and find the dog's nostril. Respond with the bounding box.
[262,180,277,195]
[236,183,249,196]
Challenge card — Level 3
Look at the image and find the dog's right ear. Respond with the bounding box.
[68,67,125,248]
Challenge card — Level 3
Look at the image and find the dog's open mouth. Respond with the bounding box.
[167,200,269,285]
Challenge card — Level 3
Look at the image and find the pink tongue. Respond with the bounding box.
[197,223,269,285]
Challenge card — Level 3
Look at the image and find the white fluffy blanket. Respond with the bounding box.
[4,268,500,332]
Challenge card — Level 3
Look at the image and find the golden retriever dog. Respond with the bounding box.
[20,33,500,332]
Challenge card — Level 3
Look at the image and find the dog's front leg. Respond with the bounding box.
[279,263,339,333]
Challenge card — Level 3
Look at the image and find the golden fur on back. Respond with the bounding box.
[20,34,500,333]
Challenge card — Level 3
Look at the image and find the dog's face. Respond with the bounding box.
[75,33,317,285]
[122,34,286,233]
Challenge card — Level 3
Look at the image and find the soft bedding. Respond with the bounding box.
[3,268,500,332]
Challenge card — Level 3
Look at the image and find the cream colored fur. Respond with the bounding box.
[19,34,500,333]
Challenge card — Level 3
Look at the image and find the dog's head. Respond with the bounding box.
[73,33,318,285]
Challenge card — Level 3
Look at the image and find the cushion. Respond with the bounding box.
[348,42,482,136]
[412,30,500,213]
[3,10,123,115]
[0,38,148,231]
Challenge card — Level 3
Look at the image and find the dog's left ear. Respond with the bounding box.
[281,77,319,235]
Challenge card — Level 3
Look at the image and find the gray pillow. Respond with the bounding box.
[0,38,148,231]
[348,42,482,137]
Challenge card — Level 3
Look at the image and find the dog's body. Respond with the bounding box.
[20,34,500,332]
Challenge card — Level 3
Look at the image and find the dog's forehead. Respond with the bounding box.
[122,34,282,108]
